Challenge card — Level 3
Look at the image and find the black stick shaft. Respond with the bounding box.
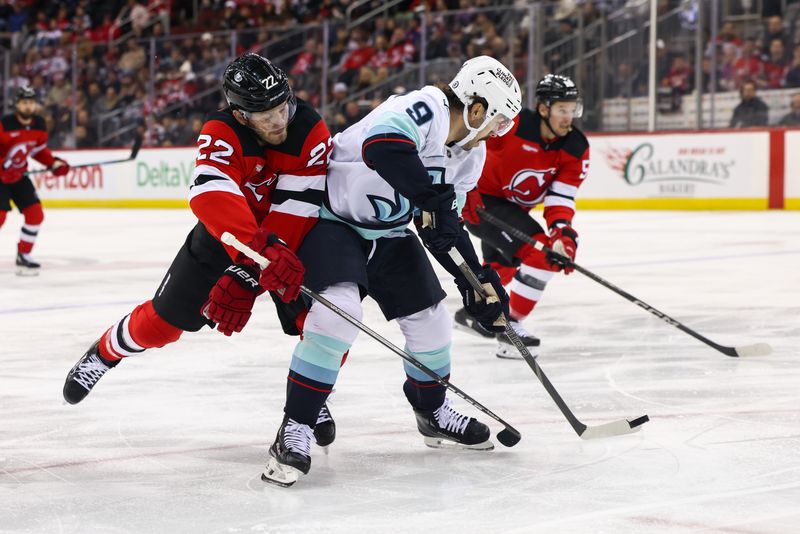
[24,135,143,176]
[449,249,589,437]
[476,207,740,357]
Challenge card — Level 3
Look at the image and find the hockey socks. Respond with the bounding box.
[401,343,450,411]
[99,301,183,361]
[17,203,43,255]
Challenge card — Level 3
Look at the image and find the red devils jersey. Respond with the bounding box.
[0,114,57,184]
[478,109,590,228]
[188,99,331,260]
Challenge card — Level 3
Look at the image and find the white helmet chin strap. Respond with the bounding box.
[456,105,488,147]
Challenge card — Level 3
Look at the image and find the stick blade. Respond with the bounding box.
[579,414,649,440]
[496,428,521,447]
[735,343,772,357]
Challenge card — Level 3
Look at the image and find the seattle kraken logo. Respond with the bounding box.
[367,191,411,223]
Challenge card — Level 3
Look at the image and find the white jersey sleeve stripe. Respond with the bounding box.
[269,198,321,218]
[192,164,234,182]
[543,196,576,210]
[275,173,326,192]
[548,181,579,197]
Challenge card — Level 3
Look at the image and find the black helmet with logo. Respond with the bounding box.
[16,86,38,102]
[535,74,582,117]
[222,53,295,117]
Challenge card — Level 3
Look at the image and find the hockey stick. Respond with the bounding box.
[476,207,771,358]
[24,135,143,176]
[448,248,648,439]
[220,231,521,448]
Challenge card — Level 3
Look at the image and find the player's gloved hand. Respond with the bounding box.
[461,187,483,225]
[546,224,579,274]
[0,167,24,184]
[416,184,460,253]
[258,232,304,303]
[51,158,70,177]
[202,262,262,336]
[455,265,509,333]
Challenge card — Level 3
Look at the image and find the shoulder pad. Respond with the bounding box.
[203,109,263,157]
[561,126,589,159]
[32,115,48,132]
[514,108,541,144]
[1,114,20,131]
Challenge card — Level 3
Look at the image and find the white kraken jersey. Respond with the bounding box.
[321,85,486,239]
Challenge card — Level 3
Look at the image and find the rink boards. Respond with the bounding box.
[32,128,800,210]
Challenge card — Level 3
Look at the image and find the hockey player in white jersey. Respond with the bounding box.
[261,56,522,487]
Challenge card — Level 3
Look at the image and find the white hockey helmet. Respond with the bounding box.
[449,56,522,147]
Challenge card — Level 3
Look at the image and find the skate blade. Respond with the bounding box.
[495,346,537,360]
[15,266,40,277]
[423,436,495,451]
[261,457,303,488]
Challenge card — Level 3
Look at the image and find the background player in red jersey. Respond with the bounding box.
[0,87,70,275]
[61,54,335,443]
[456,74,590,359]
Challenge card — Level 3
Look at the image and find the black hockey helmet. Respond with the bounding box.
[16,86,37,102]
[222,53,295,119]
[535,74,582,117]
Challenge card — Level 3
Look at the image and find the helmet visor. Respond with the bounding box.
[550,99,583,119]
[488,113,515,137]
[250,97,296,128]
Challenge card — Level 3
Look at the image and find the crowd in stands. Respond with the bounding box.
[3,0,800,150]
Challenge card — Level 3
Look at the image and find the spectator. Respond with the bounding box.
[783,45,800,88]
[762,15,788,57]
[778,93,800,126]
[662,54,693,95]
[733,38,765,87]
[718,42,740,91]
[729,80,769,127]
[761,38,788,88]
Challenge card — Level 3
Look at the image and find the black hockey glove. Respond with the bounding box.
[455,265,509,333]
[415,183,460,254]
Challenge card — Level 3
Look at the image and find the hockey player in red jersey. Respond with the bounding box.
[0,87,70,275]
[62,53,336,443]
[456,74,590,359]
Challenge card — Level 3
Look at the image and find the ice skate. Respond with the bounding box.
[414,398,494,450]
[15,253,40,276]
[314,402,336,449]
[262,416,313,488]
[453,307,495,339]
[496,319,539,359]
[63,341,120,404]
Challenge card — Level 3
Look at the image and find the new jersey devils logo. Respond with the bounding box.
[503,168,556,206]
[244,174,278,202]
[2,143,31,170]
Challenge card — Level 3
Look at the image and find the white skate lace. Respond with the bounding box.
[316,404,333,425]
[433,398,469,435]
[509,320,533,338]
[73,354,111,391]
[283,419,313,457]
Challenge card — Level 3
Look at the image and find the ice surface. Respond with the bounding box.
[1,209,798,533]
